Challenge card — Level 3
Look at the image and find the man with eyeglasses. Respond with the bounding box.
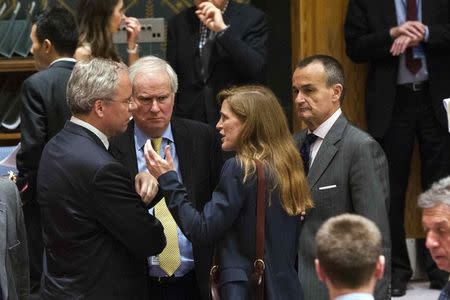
[109,55,223,300]
[36,58,166,299]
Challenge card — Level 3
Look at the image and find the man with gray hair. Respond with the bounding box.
[110,55,223,300]
[418,176,450,299]
[315,214,386,300]
[36,58,166,299]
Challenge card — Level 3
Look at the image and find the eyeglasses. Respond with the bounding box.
[103,96,134,106]
[135,94,172,106]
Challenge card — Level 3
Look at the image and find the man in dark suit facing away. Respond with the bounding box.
[110,55,223,300]
[15,7,78,293]
[37,58,166,299]
[292,55,391,300]
[167,0,268,127]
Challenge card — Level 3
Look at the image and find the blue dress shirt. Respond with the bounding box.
[134,123,195,277]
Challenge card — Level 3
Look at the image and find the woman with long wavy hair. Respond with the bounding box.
[145,85,313,299]
[75,0,140,64]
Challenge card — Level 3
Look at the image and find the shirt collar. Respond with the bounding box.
[134,122,174,152]
[49,57,77,67]
[70,116,109,149]
[335,293,374,300]
[311,108,342,139]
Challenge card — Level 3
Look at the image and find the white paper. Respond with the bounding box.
[444,98,450,133]
[0,142,20,168]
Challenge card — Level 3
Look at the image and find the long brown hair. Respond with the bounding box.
[77,0,121,61]
[218,85,313,215]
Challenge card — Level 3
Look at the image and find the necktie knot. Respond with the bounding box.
[151,137,163,153]
[305,133,318,145]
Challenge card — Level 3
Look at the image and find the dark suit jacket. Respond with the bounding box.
[158,158,304,300]
[167,1,268,126]
[16,60,75,203]
[344,0,450,138]
[37,122,166,300]
[294,114,391,300]
[109,118,223,300]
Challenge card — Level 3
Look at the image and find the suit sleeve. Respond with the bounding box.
[349,137,391,300]
[16,79,47,200]
[158,159,245,246]
[215,9,268,82]
[91,162,166,258]
[344,0,393,62]
[426,4,450,51]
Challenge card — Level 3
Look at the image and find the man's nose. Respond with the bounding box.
[426,231,439,249]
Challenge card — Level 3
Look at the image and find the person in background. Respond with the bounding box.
[109,55,223,300]
[418,176,450,300]
[167,0,268,127]
[15,6,78,295]
[0,177,29,300]
[75,0,141,64]
[315,214,385,300]
[37,58,165,299]
[345,0,450,295]
[145,85,313,299]
[292,55,391,300]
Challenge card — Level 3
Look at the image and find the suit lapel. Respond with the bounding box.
[171,119,193,183]
[307,114,348,188]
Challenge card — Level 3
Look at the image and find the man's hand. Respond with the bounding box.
[196,1,227,32]
[143,140,175,179]
[135,171,158,205]
[390,21,426,41]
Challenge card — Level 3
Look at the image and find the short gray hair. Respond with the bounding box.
[129,55,178,93]
[67,58,128,115]
[418,176,450,209]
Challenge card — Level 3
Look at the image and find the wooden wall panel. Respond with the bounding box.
[291,0,423,237]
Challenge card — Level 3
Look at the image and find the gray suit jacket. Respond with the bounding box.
[0,178,29,300]
[294,114,391,300]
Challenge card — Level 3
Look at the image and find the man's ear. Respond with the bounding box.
[315,258,327,282]
[374,255,385,280]
[93,99,105,118]
[43,39,52,53]
[331,83,343,102]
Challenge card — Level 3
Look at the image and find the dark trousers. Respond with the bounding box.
[148,270,201,300]
[22,200,43,292]
[379,83,450,285]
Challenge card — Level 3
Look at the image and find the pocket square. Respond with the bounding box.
[318,184,337,190]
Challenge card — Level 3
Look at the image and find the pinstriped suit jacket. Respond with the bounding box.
[294,114,391,300]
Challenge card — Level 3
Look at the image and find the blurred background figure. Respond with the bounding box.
[0,177,29,300]
[167,0,268,127]
[345,0,450,295]
[315,214,385,300]
[75,0,141,64]
[15,6,78,296]
[145,85,313,299]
